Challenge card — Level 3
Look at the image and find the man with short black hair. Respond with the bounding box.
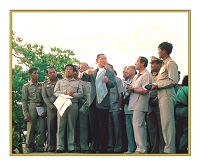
[22,67,46,153]
[151,42,179,153]
[42,67,59,152]
[54,64,83,153]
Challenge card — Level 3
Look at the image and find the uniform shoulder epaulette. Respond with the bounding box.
[42,80,48,84]
[38,81,44,85]
[166,59,174,66]
[24,82,30,86]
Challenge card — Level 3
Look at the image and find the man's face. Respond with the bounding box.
[96,54,107,68]
[150,62,161,73]
[29,70,38,80]
[126,66,136,78]
[79,63,89,72]
[47,68,57,80]
[158,47,165,59]
[122,68,128,80]
[65,66,74,77]
[135,57,142,70]
[105,64,113,71]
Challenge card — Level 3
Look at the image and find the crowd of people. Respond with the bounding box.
[21,41,189,154]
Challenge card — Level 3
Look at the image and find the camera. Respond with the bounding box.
[144,84,152,90]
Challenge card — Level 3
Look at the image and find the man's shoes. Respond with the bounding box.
[48,149,56,153]
[107,150,114,153]
[133,151,146,154]
[75,150,81,153]
[68,150,75,153]
[81,150,88,153]
[54,149,63,153]
[86,150,96,154]
[133,151,141,154]
[96,150,108,154]
[113,151,123,154]
[124,151,133,154]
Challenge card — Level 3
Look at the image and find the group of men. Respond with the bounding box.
[21,41,187,154]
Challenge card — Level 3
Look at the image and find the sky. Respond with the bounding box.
[0,0,198,165]
[12,11,189,81]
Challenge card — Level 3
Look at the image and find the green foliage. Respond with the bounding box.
[12,31,80,153]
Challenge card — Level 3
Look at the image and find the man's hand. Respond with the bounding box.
[126,84,133,93]
[102,76,108,83]
[85,69,94,75]
[41,112,47,117]
[65,89,74,97]
[24,115,30,122]
[151,84,158,90]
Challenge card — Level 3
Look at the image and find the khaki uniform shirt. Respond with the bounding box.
[156,57,178,88]
[149,72,159,107]
[54,77,83,103]
[21,80,44,116]
[42,79,58,109]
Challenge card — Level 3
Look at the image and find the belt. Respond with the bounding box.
[29,102,43,106]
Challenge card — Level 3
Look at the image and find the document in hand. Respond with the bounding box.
[36,107,45,116]
[54,94,73,116]
[96,68,108,104]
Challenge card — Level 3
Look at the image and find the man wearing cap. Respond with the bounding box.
[151,42,179,154]
[147,56,165,153]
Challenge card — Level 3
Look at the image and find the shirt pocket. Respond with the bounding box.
[159,64,167,74]
[46,85,54,97]
[71,83,79,93]
[28,87,36,99]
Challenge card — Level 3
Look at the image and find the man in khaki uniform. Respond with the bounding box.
[54,64,83,153]
[151,42,179,153]
[22,67,46,153]
[147,56,164,153]
[42,67,59,152]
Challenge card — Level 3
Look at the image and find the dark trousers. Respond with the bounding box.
[89,100,109,153]
[147,106,164,153]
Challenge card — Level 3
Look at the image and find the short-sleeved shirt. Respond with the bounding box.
[54,77,83,103]
[128,68,152,112]
[22,80,43,116]
[42,79,58,109]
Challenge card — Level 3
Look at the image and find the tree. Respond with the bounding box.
[12,31,80,153]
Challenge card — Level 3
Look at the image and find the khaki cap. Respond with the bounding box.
[150,56,163,64]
